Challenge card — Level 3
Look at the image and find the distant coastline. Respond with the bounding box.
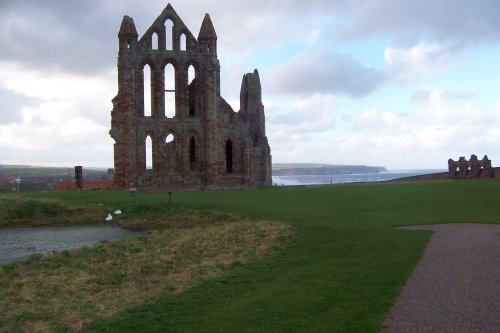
[272,163,387,176]
[272,169,447,186]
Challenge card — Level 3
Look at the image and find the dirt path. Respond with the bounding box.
[381,223,500,333]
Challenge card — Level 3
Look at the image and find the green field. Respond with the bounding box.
[1,179,499,332]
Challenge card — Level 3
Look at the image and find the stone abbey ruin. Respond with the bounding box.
[110,4,272,190]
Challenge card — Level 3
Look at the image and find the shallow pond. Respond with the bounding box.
[0,225,140,265]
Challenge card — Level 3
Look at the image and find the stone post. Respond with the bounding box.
[75,166,83,189]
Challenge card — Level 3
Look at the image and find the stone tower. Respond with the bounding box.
[110,4,272,190]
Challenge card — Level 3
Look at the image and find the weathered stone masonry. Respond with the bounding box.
[110,4,272,190]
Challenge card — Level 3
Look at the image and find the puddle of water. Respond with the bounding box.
[0,225,140,265]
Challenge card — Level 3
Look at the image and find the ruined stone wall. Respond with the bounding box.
[110,4,272,191]
[448,154,494,179]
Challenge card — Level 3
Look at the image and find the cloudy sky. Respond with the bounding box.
[1,0,499,169]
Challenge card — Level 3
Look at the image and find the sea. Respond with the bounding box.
[272,170,446,186]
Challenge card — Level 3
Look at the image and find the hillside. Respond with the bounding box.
[1,180,498,332]
[0,165,109,178]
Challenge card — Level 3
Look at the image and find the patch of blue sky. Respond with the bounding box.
[252,43,305,71]
[426,46,500,112]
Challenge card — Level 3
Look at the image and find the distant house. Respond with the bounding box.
[19,183,53,191]
[57,180,113,190]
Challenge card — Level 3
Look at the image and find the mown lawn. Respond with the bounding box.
[1,179,499,332]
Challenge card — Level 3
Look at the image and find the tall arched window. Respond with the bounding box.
[226,140,233,174]
[145,135,153,170]
[188,65,196,117]
[152,32,159,50]
[188,65,195,84]
[180,33,186,51]
[164,63,175,118]
[163,133,175,172]
[143,64,152,117]
[165,19,173,50]
[189,136,196,171]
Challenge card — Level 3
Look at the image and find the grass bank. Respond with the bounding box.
[0,196,107,228]
[1,179,499,332]
[0,196,289,332]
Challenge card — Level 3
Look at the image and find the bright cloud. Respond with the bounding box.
[269,94,336,133]
[411,88,476,104]
[266,48,385,98]
[0,62,114,166]
[329,100,499,168]
[383,42,456,80]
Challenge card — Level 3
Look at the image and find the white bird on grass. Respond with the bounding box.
[105,214,113,222]
[114,210,122,215]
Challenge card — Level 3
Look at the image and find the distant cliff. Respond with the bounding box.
[272,164,387,176]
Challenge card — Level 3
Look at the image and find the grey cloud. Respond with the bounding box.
[266,48,386,98]
[2,0,496,101]
[0,1,364,76]
[2,0,499,79]
[0,1,201,74]
[0,87,39,124]
[333,0,500,45]
[0,0,148,74]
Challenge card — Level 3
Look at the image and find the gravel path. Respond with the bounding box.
[381,223,500,333]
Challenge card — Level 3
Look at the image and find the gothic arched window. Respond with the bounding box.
[225,140,233,174]
[189,136,196,171]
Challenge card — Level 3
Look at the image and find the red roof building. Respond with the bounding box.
[57,180,113,190]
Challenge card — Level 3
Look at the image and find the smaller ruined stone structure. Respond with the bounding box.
[448,155,494,179]
[110,4,271,191]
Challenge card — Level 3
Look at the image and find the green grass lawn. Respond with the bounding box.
[2,179,499,332]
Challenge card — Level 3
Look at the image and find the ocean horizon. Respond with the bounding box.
[272,169,446,186]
